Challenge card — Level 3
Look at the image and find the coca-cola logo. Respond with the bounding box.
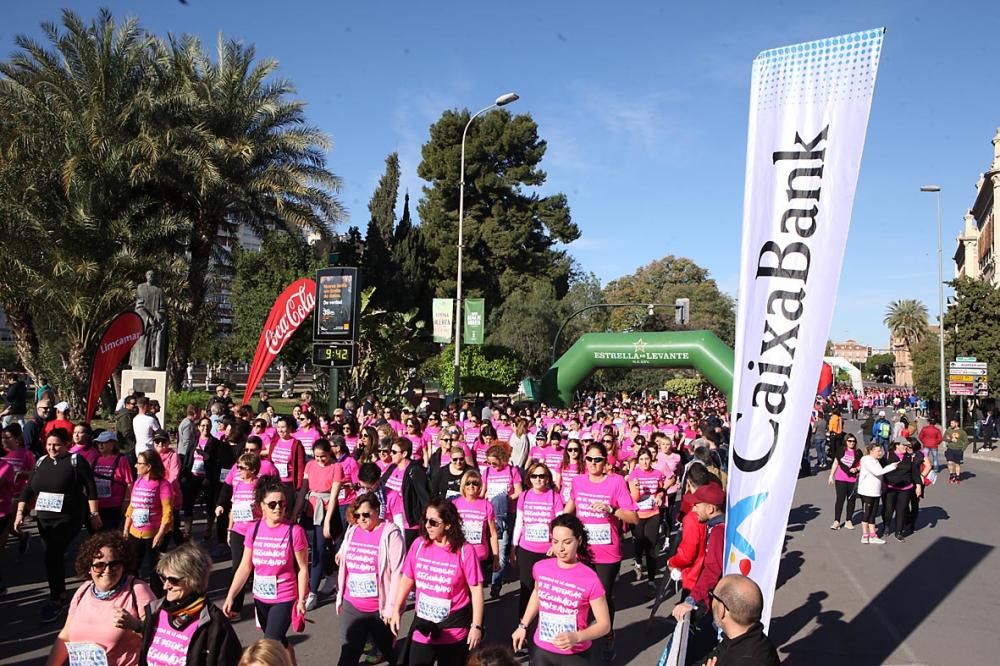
[264,283,316,355]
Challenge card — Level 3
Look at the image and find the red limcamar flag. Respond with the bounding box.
[87,312,144,422]
[241,278,317,406]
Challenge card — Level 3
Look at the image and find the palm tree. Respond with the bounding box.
[884,300,929,384]
[0,10,186,409]
[150,34,346,388]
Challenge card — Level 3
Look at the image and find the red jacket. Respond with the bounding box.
[918,424,942,449]
[667,508,707,591]
[689,515,726,613]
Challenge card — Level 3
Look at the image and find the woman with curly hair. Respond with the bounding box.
[388,498,484,666]
[511,514,610,666]
[47,531,155,666]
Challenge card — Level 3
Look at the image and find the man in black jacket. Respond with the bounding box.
[882,438,922,542]
[695,574,780,666]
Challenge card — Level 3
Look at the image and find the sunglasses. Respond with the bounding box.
[424,517,442,527]
[378,449,391,454]
[451,457,465,463]
[159,573,184,586]
[566,448,581,453]
[465,481,482,487]
[91,560,124,572]
[440,438,454,443]
[585,456,606,464]
[264,500,287,510]
[530,474,548,480]
[602,439,614,444]
[391,449,402,455]
[356,511,373,520]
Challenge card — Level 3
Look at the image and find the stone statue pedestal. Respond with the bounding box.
[122,369,168,415]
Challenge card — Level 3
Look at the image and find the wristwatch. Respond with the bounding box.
[471,624,484,631]
[517,622,528,630]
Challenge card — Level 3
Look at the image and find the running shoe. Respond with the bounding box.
[304,592,317,611]
[633,561,642,576]
[860,535,869,544]
[894,533,906,543]
[844,521,855,530]
[829,521,840,530]
[868,535,886,544]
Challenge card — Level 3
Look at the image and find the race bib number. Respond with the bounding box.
[637,495,655,511]
[337,486,347,502]
[275,463,289,479]
[445,489,460,500]
[416,594,451,623]
[525,523,549,543]
[462,522,483,544]
[253,574,278,600]
[66,641,109,666]
[232,501,254,523]
[219,467,231,483]
[131,509,150,527]
[191,459,206,476]
[486,479,507,500]
[539,611,577,643]
[36,492,65,513]
[347,573,378,599]
[95,479,112,500]
[584,522,612,545]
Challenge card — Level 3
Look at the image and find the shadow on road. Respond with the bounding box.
[772,536,993,666]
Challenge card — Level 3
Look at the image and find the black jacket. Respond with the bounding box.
[882,451,921,488]
[139,599,241,666]
[182,434,222,478]
[696,622,781,666]
[379,461,430,527]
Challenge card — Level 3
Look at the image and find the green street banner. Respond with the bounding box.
[464,299,485,345]
[432,298,453,343]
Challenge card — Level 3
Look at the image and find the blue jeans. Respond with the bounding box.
[306,523,328,593]
[813,437,827,467]
[925,447,940,471]
[490,494,510,587]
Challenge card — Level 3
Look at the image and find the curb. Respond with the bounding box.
[969,453,1000,465]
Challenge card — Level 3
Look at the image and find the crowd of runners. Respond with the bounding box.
[1,376,977,665]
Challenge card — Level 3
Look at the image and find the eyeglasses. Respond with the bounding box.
[709,590,730,612]
[356,511,373,520]
[465,481,482,487]
[264,500,287,510]
[566,448,580,454]
[91,560,124,572]
[530,474,548,480]
[159,573,184,586]
[585,456,606,464]
[424,517,442,527]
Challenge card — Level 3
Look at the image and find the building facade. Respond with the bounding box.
[954,128,1000,284]
[830,339,871,367]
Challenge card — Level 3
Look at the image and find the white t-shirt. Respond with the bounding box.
[133,413,159,453]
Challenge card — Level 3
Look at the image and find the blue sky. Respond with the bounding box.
[5,1,998,349]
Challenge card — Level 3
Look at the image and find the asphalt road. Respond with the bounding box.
[3,426,997,665]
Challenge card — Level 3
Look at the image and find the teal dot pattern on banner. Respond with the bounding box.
[751,28,884,110]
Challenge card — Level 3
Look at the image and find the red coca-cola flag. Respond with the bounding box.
[242,278,317,405]
[87,311,144,422]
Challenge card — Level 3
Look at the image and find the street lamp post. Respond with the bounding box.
[920,185,947,427]
[453,92,519,401]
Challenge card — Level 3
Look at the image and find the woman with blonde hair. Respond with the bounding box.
[454,468,500,586]
[239,639,292,666]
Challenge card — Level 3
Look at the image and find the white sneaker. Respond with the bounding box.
[844,521,855,530]
[861,535,869,544]
[304,592,318,611]
[319,575,338,595]
[868,535,886,545]
[829,521,840,530]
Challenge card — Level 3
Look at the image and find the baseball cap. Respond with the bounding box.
[95,430,117,443]
[152,429,170,442]
[691,482,726,507]
[878,410,886,417]
[55,401,70,413]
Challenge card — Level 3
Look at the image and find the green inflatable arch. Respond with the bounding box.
[538,330,735,407]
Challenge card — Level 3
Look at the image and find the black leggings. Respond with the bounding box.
[516,547,549,618]
[591,561,621,631]
[229,531,250,613]
[882,489,910,537]
[833,480,858,523]
[408,639,467,666]
[860,495,880,524]
[907,492,921,532]
[632,514,660,580]
[532,646,592,665]
[337,599,396,666]
[255,599,294,645]
[181,476,205,517]
[128,535,165,597]
[37,519,79,601]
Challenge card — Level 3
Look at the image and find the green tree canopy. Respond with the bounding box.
[883,299,929,353]
[416,109,579,308]
[942,276,1000,398]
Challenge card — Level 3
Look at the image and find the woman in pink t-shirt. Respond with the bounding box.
[454,469,499,586]
[388,498,484,665]
[2,423,35,499]
[124,449,173,597]
[70,423,100,468]
[627,448,666,590]
[48,532,156,666]
[93,431,134,531]
[215,452,262,614]
[564,441,638,662]
[511,462,564,620]
[267,416,306,491]
[224,475,308,655]
[334,493,404,666]
[511,514,610,664]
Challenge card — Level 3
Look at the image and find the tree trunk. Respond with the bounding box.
[64,336,90,417]
[169,219,216,391]
[0,296,41,382]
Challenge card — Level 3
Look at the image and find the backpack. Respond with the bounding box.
[877,421,891,440]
